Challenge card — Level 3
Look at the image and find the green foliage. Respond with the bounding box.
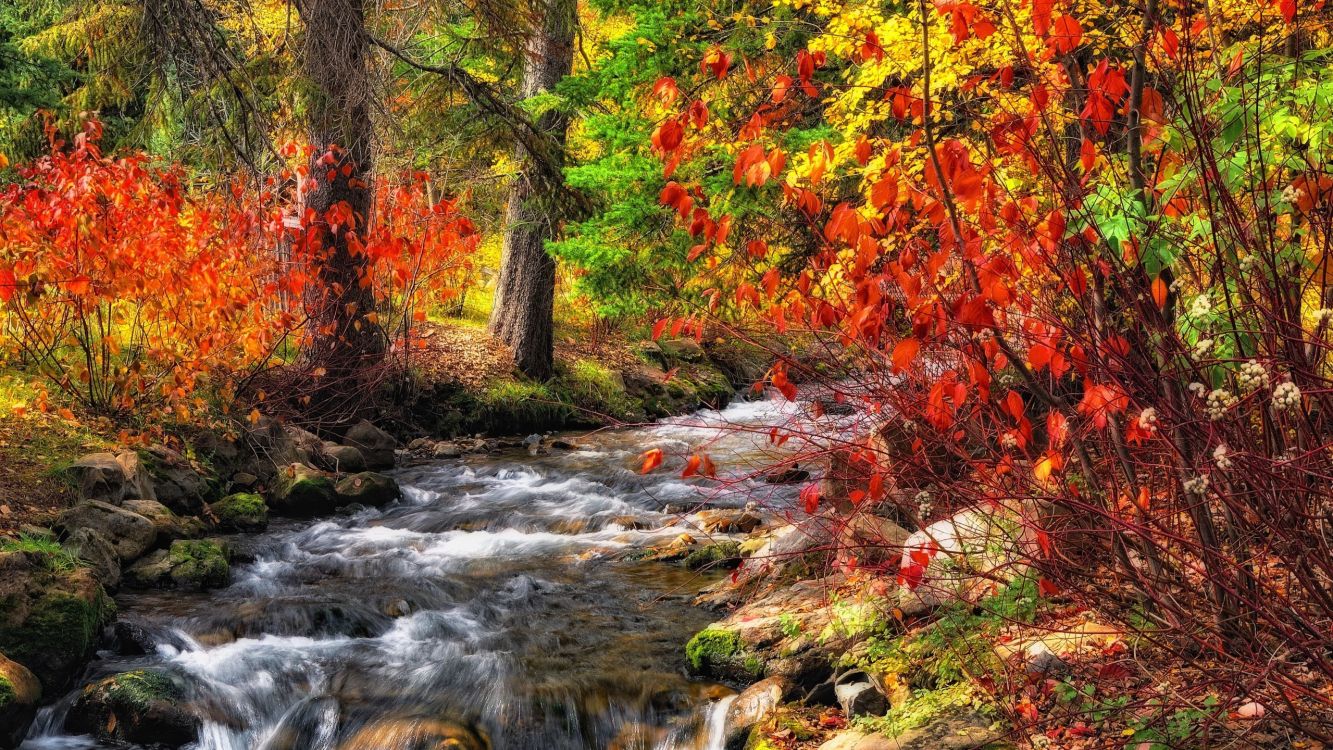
[685,627,744,672]
[561,359,638,421]
[0,532,81,572]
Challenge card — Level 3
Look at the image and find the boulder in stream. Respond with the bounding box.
[334,472,401,507]
[62,527,122,588]
[723,676,788,749]
[122,498,205,543]
[209,492,269,531]
[58,452,132,503]
[0,652,41,750]
[67,670,200,748]
[125,539,231,591]
[336,716,489,750]
[270,463,338,516]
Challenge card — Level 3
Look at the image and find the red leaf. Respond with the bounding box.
[639,448,664,474]
[1047,15,1082,55]
[891,338,920,373]
[0,268,15,303]
[800,483,821,514]
[682,454,702,478]
[651,318,669,340]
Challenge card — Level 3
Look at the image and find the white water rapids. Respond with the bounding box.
[22,397,821,750]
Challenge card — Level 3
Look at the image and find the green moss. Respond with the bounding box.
[0,675,15,709]
[682,627,765,679]
[856,682,978,736]
[683,541,741,570]
[0,577,114,686]
[102,670,180,712]
[212,492,267,529]
[559,359,639,421]
[166,540,229,590]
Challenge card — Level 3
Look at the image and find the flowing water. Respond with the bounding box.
[23,398,805,750]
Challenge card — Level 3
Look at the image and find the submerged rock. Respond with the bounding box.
[0,652,41,750]
[125,539,231,592]
[67,670,199,748]
[337,716,489,750]
[684,541,742,571]
[209,492,269,532]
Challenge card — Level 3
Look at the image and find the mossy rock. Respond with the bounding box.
[209,492,269,532]
[125,539,230,592]
[67,670,199,747]
[0,566,114,694]
[333,472,401,507]
[683,541,742,571]
[0,653,41,748]
[685,627,765,683]
[270,464,337,516]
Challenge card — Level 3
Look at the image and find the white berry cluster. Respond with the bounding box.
[1137,407,1159,433]
[1191,338,1214,359]
[1206,388,1238,420]
[1190,294,1212,318]
[1273,381,1302,412]
[1183,475,1210,496]
[1236,360,1270,392]
[999,432,1019,449]
[1188,382,1207,397]
[1213,443,1232,470]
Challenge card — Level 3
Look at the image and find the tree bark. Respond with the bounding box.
[297,0,383,411]
[488,0,576,381]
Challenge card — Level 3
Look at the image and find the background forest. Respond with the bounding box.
[2,0,1333,748]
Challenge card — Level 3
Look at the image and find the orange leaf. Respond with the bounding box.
[891,338,920,373]
[640,448,664,474]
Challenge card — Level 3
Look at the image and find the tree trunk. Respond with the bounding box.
[489,0,576,381]
[297,0,383,413]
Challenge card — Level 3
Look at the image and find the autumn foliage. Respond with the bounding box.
[641,0,1333,742]
[0,122,477,423]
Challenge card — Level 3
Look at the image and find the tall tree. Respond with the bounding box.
[487,0,577,380]
[297,0,384,411]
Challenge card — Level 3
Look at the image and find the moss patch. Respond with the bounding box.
[101,670,181,711]
[685,627,763,681]
[856,682,980,736]
[0,570,114,691]
[0,675,15,709]
[166,540,229,590]
[211,492,267,530]
[683,541,742,571]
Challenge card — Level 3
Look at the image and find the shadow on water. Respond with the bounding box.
[23,398,809,750]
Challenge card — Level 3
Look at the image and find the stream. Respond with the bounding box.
[22,397,805,750]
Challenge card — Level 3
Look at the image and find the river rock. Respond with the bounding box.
[122,498,204,542]
[897,501,1042,609]
[0,652,40,749]
[63,527,122,588]
[114,451,158,502]
[816,708,999,750]
[124,539,230,592]
[270,463,337,516]
[342,420,396,470]
[431,441,463,459]
[61,452,131,503]
[723,676,787,749]
[0,562,114,694]
[209,493,269,532]
[67,670,200,747]
[337,716,488,750]
[334,472,401,507]
[693,508,767,534]
[659,337,706,363]
[58,500,157,562]
[321,442,367,473]
[683,541,742,571]
[760,465,811,484]
[834,672,888,717]
[143,446,211,515]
